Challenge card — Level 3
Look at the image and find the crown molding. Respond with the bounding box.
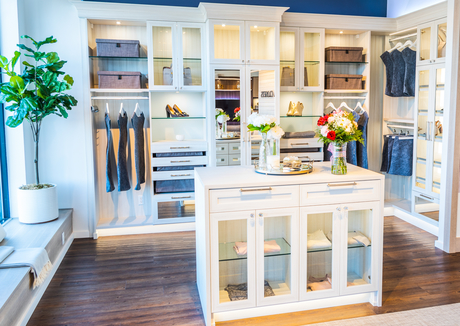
[199,2,289,22]
[395,1,447,31]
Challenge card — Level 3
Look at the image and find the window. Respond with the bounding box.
[0,73,9,224]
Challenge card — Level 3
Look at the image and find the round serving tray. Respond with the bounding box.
[254,164,313,175]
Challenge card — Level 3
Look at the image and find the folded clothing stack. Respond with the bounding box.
[308,274,332,291]
[326,230,371,247]
[307,229,331,250]
[233,240,281,256]
[225,280,275,301]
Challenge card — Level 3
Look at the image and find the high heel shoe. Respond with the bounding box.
[165,104,180,118]
[173,104,189,117]
[292,101,304,116]
[287,101,295,116]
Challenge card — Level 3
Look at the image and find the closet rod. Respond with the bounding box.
[324,96,367,100]
[91,96,149,100]
[389,33,417,42]
[389,27,417,36]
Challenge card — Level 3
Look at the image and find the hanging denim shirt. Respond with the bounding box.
[346,111,360,166]
[381,51,393,97]
[131,112,145,191]
[380,135,395,173]
[117,112,131,192]
[401,47,416,97]
[390,50,406,97]
[357,111,369,169]
[105,113,116,192]
[388,136,413,176]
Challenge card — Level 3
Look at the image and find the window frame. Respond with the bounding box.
[0,73,10,224]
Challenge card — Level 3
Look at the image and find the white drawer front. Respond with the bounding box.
[210,185,299,212]
[216,143,229,154]
[228,154,241,165]
[152,170,194,181]
[152,156,207,167]
[300,180,381,206]
[228,143,241,154]
[216,155,228,166]
[281,152,323,162]
[281,138,321,149]
[251,142,261,154]
[152,141,207,153]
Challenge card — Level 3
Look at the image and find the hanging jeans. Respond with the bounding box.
[381,135,413,176]
[105,113,116,192]
[117,112,131,191]
[131,112,145,190]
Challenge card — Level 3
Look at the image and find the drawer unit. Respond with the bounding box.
[216,155,228,166]
[228,143,241,154]
[300,180,381,206]
[280,138,321,150]
[216,143,229,154]
[151,141,207,153]
[228,153,241,165]
[281,152,323,162]
[152,170,195,181]
[152,156,208,167]
[210,185,299,213]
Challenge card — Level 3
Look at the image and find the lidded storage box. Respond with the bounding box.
[325,46,363,62]
[96,39,140,57]
[326,74,363,90]
[98,71,142,89]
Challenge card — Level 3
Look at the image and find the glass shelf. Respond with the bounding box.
[215,89,240,92]
[219,238,291,262]
[153,57,201,61]
[280,115,322,118]
[89,56,148,61]
[151,116,206,120]
[435,136,442,142]
[325,61,368,64]
[280,60,320,65]
[308,243,371,253]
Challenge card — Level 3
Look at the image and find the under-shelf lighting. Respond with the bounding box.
[222,24,225,27]
[116,21,121,25]
[339,31,343,34]
[254,25,257,28]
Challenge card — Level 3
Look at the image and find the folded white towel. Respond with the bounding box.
[0,246,14,263]
[264,240,281,253]
[0,248,52,289]
[307,229,332,250]
[326,231,371,247]
[0,224,6,242]
[233,241,247,255]
[233,240,282,256]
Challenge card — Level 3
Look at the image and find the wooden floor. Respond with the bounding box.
[28,216,460,326]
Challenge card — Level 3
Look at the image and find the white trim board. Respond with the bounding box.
[18,234,74,326]
[95,222,196,238]
[384,205,439,236]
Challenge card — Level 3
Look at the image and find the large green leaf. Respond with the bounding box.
[11,51,21,70]
[21,35,38,47]
[17,44,35,54]
[0,55,8,68]
[37,84,50,99]
[22,61,34,68]
[10,76,25,90]
[63,74,74,86]
[6,115,22,128]
[36,36,57,49]
[57,105,68,118]
[46,52,59,63]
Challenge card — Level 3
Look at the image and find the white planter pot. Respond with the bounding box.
[17,184,59,224]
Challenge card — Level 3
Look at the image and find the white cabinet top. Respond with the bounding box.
[195,162,384,190]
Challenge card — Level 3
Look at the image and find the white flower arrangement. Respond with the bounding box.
[267,125,285,140]
[216,114,230,124]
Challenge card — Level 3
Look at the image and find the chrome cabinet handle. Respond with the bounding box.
[292,143,309,146]
[170,146,190,149]
[426,121,430,141]
[170,174,191,177]
[170,160,191,163]
[171,196,192,199]
[240,187,272,192]
[327,182,357,187]
[420,194,434,201]
[259,213,263,226]
[250,213,255,227]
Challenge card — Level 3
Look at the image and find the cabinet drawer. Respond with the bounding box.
[216,155,228,166]
[152,170,194,181]
[300,180,380,206]
[210,185,299,212]
[251,142,261,154]
[281,152,323,162]
[228,143,241,154]
[281,138,321,149]
[151,141,207,153]
[216,143,229,154]
[228,154,241,165]
[151,156,207,167]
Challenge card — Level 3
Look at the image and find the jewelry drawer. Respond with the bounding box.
[300,180,381,206]
[281,138,321,149]
[228,143,241,154]
[216,143,229,154]
[216,155,228,166]
[152,156,208,167]
[210,185,299,213]
[228,154,241,165]
[151,141,207,153]
[152,170,195,181]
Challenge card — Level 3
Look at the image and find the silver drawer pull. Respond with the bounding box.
[171,174,191,177]
[240,187,272,192]
[327,182,357,187]
[420,194,434,201]
[171,196,192,199]
[170,160,191,163]
[170,146,190,149]
[292,143,309,146]
[232,147,240,150]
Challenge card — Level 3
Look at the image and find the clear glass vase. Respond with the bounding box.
[222,121,227,138]
[259,132,268,170]
[216,120,222,139]
[267,138,280,170]
[331,143,347,175]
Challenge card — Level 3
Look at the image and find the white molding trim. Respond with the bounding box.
[73,230,90,238]
[390,206,439,236]
[19,234,74,326]
[395,1,448,31]
[95,222,196,237]
[199,3,288,22]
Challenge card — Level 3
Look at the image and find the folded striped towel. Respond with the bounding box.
[0,248,52,289]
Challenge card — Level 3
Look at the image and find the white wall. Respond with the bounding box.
[1,0,91,237]
[387,0,446,18]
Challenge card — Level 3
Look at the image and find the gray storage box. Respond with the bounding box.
[98,71,141,89]
[96,39,140,57]
[326,46,363,62]
[326,74,363,90]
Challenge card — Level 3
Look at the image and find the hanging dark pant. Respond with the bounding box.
[131,112,146,190]
[105,113,116,192]
[117,112,131,191]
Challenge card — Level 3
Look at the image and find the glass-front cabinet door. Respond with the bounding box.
[178,23,205,90]
[300,28,324,91]
[210,211,256,312]
[280,28,299,92]
[300,205,340,301]
[245,22,279,65]
[418,18,447,65]
[415,68,430,192]
[340,202,379,295]
[149,22,176,90]
[256,208,299,306]
[431,66,444,196]
[210,20,245,64]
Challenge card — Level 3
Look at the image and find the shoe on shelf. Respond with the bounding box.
[292,101,304,116]
[165,104,180,118]
[287,101,295,116]
[173,104,189,117]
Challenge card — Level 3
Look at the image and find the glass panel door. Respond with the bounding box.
[436,22,447,60]
[413,193,439,226]
[419,26,431,63]
[248,24,276,62]
[180,25,203,88]
[212,21,243,63]
[256,208,299,306]
[302,31,321,89]
[432,67,444,195]
[415,69,430,190]
[280,29,297,91]
[151,24,175,88]
[211,211,256,312]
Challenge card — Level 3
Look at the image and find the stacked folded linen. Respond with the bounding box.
[307,229,332,250]
[308,274,332,291]
[233,240,282,256]
[326,230,371,247]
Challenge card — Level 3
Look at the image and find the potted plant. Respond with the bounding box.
[0,35,77,223]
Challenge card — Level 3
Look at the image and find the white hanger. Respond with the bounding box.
[338,101,352,112]
[354,102,365,113]
[325,102,336,111]
[105,103,109,114]
[119,102,125,115]
[388,42,403,53]
[134,103,142,117]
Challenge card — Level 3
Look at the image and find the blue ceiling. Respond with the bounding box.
[87,0,388,17]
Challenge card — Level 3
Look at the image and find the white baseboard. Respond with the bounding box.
[392,207,438,236]
[95,222,196,237]
[19,234,75,326]
[73,230,90,238]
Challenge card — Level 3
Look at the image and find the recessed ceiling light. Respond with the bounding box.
[339,31,343,34]
[116,21,121,25]
[254,25,257,28]
[222,24,225,27]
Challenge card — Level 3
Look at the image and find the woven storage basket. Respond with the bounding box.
[325,46,363,62]
[96,39,140,57]
[326,74,363,90]
[98,71,141,89]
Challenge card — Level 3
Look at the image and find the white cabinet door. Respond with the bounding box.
[245,21,279,65]
[210,210,256,312]
[417,18,447,66]
[299,28,325,91]
[255,207,299,306]
[280,27,300,92]
[209,20,245,65]
[300,204,341,301]
[339,201,380,296]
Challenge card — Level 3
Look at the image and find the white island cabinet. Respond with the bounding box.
[195,163,384,325]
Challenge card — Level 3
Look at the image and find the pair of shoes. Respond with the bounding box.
[165,104,189,118]
[287,101,304,116]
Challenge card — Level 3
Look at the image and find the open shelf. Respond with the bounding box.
[154,57,201,61]
[324,90,368,94]
[308,243,371,253]
[325,61,368,65]
[151,116,206,120]
[219,238,291,262]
